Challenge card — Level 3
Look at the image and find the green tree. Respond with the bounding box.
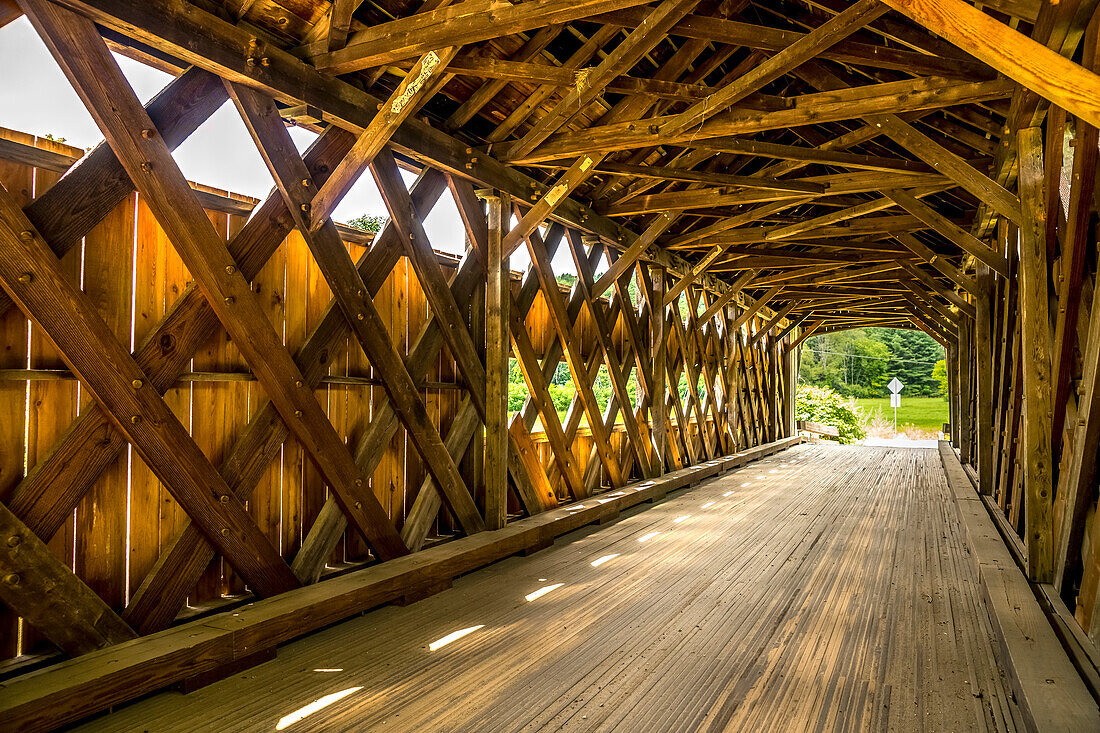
[932,359,949,398]
[551,360,571,385]
[347,214,388,232]
[507,358,529,412]
[799,327,943,398]
[555,272,577,289]
[867,327,942,396]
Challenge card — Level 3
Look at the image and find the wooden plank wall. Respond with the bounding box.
[948,22,1100,678]
[0,127,791,667]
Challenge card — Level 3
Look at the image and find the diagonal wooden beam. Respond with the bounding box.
[787,320,823,351]
[893,233,978,294]
[730,286,783,332]
[669,294,716,457]
[867,114,1022,226]
[509,297,587,498]
[0,65,227,318]
[896,260,975,319]
[501,153,607,256]
[521,221,625,488]
[610,257,656,407]
[750,302,798,347]
[0,180,298,597]
[883,189,1009,276]
[4,128,354,550]
[371,149,488,418]
[311,46,458,225]
[22,0,410,560]
[227,81,483,538]
[507,0,701,160]
[684,288,731,450]
[898,276,962,331]
[696,272,759,322]
[0,499,135,656]
[567,231,659,478]
[661,0,887,137]
[591,211,678,297]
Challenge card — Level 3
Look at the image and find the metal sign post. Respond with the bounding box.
[887,378,904,437]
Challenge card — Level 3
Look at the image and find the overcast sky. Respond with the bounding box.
[0,17,584,274]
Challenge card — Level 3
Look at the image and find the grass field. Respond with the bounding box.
[853,397,949,432]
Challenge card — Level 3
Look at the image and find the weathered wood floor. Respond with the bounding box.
[75,445,1023,732]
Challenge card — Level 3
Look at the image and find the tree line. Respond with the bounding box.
[798,328,947,398]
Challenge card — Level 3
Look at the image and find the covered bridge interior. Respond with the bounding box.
[1,0,1100,729]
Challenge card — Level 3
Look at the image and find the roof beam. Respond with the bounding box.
[507,0,700,160]
[880,0,1100,129]
[56,0,737,302]
[506,77,1014,162]
[660,0,888,137]
[311,0,655,73]
[590,7,992,78]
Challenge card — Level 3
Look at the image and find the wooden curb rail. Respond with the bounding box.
[938,441,1100,733]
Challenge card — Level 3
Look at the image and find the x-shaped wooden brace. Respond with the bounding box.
[508,226,602,500]
[565,231,660,479]
[129,171,456,630]
[224,82,483,539]
[682,287,730,453]
[21,0,408,570]
[0,66,227,319]
[515,213,626,489]
[605,253,665,472]
[667,294,717,460]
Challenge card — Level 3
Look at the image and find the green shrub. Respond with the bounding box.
[795,384,866,444]
[547,383,574,414]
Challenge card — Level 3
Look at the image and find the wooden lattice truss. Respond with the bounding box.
[2,0,1100,727]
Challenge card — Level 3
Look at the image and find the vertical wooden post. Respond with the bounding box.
[650,266,667,471]
[975,266,995,494]
[782,336,797,437]
[947,342,958,446]
[484,190,510,530]
[766,335,779,441]
[463,274,486,509]
[958,317,972,462]
[1017,125,1054,583]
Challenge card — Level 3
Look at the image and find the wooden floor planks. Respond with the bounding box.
[73,445,1023,732]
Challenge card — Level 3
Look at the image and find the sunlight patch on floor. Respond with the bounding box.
[275,687,362,730]
[428,625,484,652]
